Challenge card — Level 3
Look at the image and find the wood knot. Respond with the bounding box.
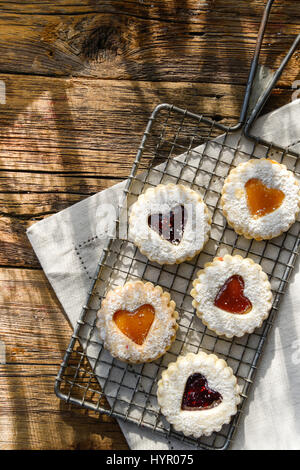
[82,26,121,60]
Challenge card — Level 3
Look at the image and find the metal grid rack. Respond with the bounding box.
[55,102,300,450]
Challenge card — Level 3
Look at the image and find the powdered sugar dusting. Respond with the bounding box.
[96,281,178,363]
[157,351,241,438]
[129,184,211,264]
[191,255,272,338]
[221,159,300,240]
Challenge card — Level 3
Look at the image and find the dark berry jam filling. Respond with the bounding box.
[181,373,222,411]
[148,204,185,245]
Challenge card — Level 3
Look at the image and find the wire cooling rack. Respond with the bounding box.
[55,102,300,450]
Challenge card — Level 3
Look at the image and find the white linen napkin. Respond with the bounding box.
[27,99,300,450]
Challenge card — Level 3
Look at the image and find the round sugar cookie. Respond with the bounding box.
[221,159,300,240]
[128,184,211,264]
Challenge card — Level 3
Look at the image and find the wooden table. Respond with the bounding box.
[0,0,299,450]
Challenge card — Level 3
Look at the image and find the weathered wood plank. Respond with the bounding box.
[0,216,40,267]
[0,1,299,84]
[0,184,118,268]
[0,171,120,195]
[0,192,84,218]
[0,0,299,450]
[0,77,295,269]
[0,75,294,176]
[0,267,72,362]
[0,365,128,450]
[0,75,243,175]
[0,173,122,266]
[0,266,128,449]
[0,0,298,20]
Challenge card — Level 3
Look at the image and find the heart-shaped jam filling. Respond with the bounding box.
[214,274,252,314]
[245,178,285,218]
[113,304,155,345]
[148,205,186,245]
[181,373,222,411]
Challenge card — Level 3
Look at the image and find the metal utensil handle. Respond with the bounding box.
[234,0,276,130]
[245,32,300,134]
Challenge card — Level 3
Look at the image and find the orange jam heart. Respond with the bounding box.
[113,304,155,345]
[245,178,285,218]
[181,373,222,411]
[214,275,252,314]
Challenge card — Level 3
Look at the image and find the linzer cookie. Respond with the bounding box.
[128,184,211,264]
[157,352,241,438]
[190,255,272,338]
[96,281,178,363]
[221,159,300,240]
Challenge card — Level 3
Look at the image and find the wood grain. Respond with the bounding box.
[0,366,128,450]
[0,1,299,85]
[0,75,293,270]
[0,267,128,449]
[0,76,242,173]
[0,267,71,364]
[0,75,293,176]
[0,0,299,450]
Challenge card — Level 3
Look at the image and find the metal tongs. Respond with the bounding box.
[233,0,300,150]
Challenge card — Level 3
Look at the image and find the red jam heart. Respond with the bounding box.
[181,373,222,411]
[148,205,186,245]
[113,304,155,345]
[245,178,285,218]
[214,275,252,314]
